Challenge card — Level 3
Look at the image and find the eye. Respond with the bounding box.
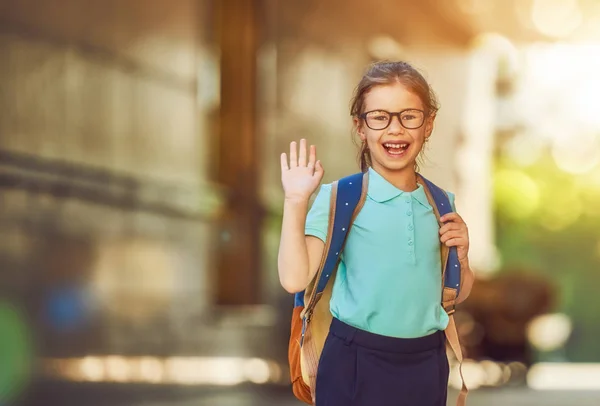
[366,111,389,121]
[401,110,423,121]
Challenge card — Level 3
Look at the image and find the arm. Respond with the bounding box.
[277,139,326,293]
[456,257,474,304]
[277,198,325,293]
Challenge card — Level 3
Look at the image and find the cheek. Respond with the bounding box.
[410,129,428,145]
[364,129,384,144]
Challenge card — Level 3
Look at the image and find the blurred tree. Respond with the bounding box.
[494,148,600,362]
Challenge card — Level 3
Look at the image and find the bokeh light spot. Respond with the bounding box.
[494,169,540,219]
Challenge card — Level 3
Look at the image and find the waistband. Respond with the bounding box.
[329,317,445,354]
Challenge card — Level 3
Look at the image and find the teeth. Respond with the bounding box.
[384,143,408,149]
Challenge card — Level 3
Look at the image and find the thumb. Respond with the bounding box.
[314,160,324,179]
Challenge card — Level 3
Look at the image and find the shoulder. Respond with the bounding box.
[315,172,364,206]
[305,183,334,242]
[313,183,333,202]
[443,190,456,212]
[419,175,457,211]
[320,182,334,192]
[434,184,456,212]
[308,182,335,212]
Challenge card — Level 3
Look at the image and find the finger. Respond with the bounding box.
[298,139,307,167]
[440,230,464,244]
[439,222,462,235]
[314,160,324,180]
[280,153,289,171]
[443,237,466,248]
[440,212,462,223]
[289,141,298,167]
[307,144,316,169]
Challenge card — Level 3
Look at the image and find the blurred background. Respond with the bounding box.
[1,0,600,405]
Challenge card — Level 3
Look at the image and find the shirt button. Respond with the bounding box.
[408,240,414,246]
[406,211,413,216]
[408,223,414,231]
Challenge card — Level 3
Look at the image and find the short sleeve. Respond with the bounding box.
[447,191,457,212]
[305,183,332,243]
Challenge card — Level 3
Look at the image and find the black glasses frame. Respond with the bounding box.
[359,109,427,130]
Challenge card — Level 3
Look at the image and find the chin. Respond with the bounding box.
[373,151,418,173]
[373,158,416,173]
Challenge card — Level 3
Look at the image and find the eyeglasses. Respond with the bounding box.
[359,109,426,130]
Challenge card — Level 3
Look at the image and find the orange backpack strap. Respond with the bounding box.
[419,175,468,406]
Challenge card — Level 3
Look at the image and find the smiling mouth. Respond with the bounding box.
[382,142,410,156]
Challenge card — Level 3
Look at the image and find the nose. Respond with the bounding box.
[387,115,404,134]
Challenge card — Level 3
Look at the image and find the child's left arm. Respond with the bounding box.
[438,212,475,304]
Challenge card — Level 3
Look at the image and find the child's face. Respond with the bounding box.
[355,82,434,175]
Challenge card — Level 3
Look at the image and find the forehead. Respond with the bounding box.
[363,82,424,111]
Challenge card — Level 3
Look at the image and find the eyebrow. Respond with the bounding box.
[365,107,423,112]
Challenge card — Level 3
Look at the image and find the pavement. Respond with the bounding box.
[14,381,600,406]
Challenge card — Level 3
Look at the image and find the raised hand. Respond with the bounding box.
[280,139,324,202]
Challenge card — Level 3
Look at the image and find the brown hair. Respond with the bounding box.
[350,61,440,172]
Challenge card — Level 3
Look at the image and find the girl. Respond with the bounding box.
[278,61,474,406]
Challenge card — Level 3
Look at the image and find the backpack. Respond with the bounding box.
[287,171,468,405]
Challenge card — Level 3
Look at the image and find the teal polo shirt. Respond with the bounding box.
[305,168,456,338]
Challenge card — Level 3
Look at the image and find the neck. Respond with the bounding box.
[371,165,418,192]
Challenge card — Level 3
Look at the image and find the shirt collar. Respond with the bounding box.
[367,167,430,207]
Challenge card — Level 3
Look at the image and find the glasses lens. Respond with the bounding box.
[401,110,425,129]
[365,110,390,130]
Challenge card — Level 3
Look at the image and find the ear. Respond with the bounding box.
[354,117,366,141]
[424,113,436,140]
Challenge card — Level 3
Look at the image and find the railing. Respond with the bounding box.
[0,149,224,221]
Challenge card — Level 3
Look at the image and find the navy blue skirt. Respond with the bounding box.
[315,318,449,406]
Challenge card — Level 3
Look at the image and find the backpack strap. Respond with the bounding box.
[300,172,367,338]
[299,172,467,405]
[418,174,468,406]
[418,175,461,301]
[315,172,367,294]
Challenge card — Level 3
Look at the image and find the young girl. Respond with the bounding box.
[278,61,474,406]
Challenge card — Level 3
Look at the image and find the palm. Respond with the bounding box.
[281,139,324,201]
